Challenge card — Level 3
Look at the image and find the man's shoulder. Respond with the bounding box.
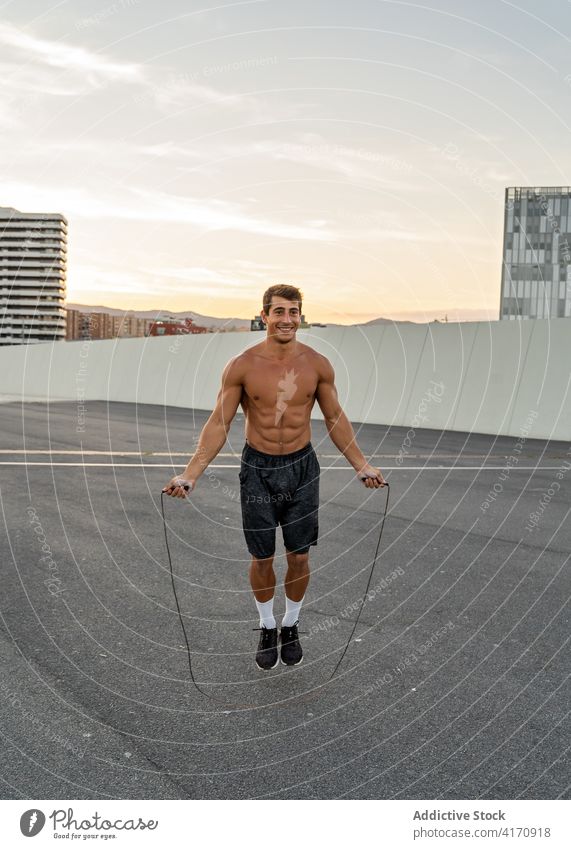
[225,343,269,375]
[222,350,251,383]
[302,345,332,375]
[237,341,265,364]
[297,341,328,364]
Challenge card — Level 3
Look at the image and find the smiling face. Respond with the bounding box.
[261,295,301,343]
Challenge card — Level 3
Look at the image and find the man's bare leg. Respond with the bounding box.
[250,554,277,628]
[284,550,310,602]
[249,555,276,602]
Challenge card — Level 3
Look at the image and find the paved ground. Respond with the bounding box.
[0,400,569,800]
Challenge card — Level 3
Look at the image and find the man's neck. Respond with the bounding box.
[262,336,299,361]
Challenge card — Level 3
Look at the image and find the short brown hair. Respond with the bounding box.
[262,284,303,314]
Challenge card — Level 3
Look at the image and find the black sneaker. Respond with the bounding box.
[253,626,279,670]
[280,621,303,666]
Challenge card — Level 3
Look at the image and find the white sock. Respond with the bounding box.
[282,595,304,627]
[255,597,276,629]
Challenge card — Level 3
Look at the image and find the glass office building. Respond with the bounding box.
[500,187,571,320]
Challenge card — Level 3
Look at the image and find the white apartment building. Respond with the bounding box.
[0,206,67,345]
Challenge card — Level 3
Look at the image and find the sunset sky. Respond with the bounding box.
[2,0,570,323]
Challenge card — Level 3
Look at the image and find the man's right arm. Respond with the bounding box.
[162,357,243,496]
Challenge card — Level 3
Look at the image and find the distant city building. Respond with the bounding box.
[115,312,155,339]
[148,317,207,336]
[65,307,84,340]
[65,309,152,341]
[66,309,108,340]
[0,206,67,345]
[500,187,571,320]
[82,311,115,340]
[66,308,213,341]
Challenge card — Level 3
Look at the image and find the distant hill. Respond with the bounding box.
[66,303,250,330]
[355,317,416,326]
[66,303,415,328]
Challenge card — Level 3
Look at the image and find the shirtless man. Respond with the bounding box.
[162,284,386,671]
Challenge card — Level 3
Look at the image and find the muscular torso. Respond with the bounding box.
[239,342,320,454]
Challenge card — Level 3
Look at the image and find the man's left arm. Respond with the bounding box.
[315,356,387,488]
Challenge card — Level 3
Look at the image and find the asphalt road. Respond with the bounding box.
[0,400,569,800]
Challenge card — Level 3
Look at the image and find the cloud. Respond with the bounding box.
[11,138,203,163]
[71,266,145,294]
[146,76,261,113]
[3,177,493,248]
[72,263,262,299]
[234,136,417,185]
[345,227,494,247]
[0,20,264,132]
[176,134,422,193]
[0,20,142,83]
[143,266,250,288]
[0,20,144,128]
[126,187,335,241]
[1,180,334,242]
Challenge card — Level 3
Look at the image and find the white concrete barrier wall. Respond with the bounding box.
[0,319,569,441]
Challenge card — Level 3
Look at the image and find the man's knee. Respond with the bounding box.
[286,549,310,568]
[251,554,275,570]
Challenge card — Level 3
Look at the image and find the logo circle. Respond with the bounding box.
[20,810,45,837]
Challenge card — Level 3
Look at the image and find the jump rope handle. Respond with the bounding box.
[162,481,191,494]
[358,475,389,486]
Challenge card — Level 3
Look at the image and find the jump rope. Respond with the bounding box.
[160,475,390,709]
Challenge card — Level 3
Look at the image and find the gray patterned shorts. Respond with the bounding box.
[239,441,320,559]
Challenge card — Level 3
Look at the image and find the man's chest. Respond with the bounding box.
[244,365,319,407]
